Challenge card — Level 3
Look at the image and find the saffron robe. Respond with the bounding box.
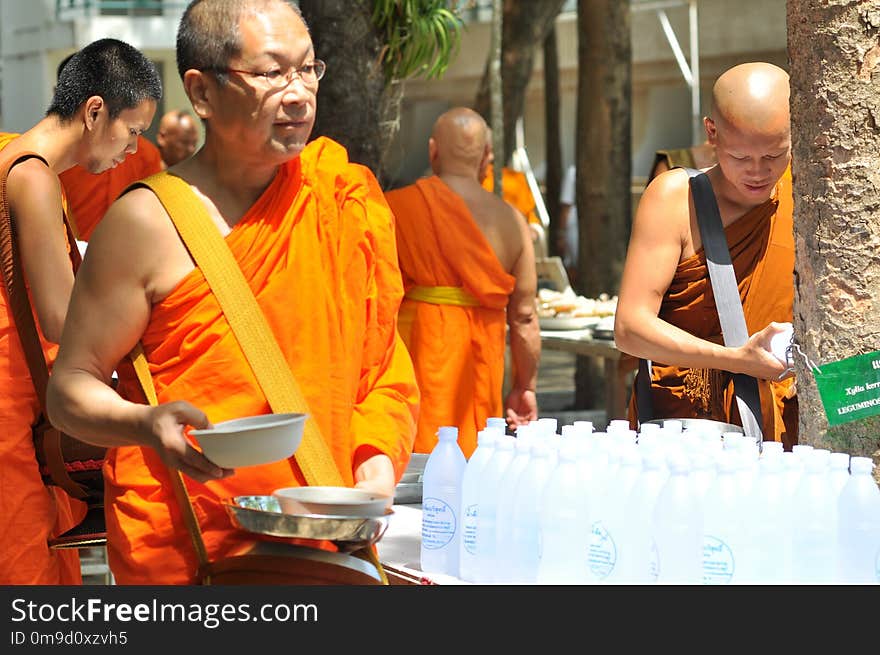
[111,137,418,584]
[628,166,798,448]
[0,133,85,584]
[385,176,515,457]
[482,164,540,225]
[59,135,163,240]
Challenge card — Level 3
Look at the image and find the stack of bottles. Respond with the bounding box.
[419,417,880,584]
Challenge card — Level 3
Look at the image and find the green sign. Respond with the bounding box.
[813,350,880,426]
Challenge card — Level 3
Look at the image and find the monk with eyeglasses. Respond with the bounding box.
[47,0,418,584]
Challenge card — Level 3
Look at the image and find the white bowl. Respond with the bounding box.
[190,412,307,468]
[272,486,390,518]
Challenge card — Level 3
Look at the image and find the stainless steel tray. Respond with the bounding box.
[223,495,391,551]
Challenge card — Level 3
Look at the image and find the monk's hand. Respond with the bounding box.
[505,388,538,430]
[739,322,791,381]
[142,401,235,483]
[353,448,395,509]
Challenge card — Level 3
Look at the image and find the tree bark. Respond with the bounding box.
[543,25,563,255]
[490,0,504,196]
[575,0,632,299]
[474,0,567,161]
[299,0,390,182]
[574,0,631,413]
[787,0,880,469]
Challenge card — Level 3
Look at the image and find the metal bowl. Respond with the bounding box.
[642,418,744,434]
[223,495,390,551]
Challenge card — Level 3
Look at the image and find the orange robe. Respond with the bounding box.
[482,163,540,225]
[628,166,797,448]
[385,176,515,458]
[58,135,163,240]
[0,133,85,584]
[111,137,418,584]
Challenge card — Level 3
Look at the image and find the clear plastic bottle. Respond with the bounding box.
[509,438,553,583]
[701,451,745,584]
[740,450,791,583]
[536,440,587,584]
[420,426,466,577]
[836,456,880,583]
[493,429,533,582]
[790,449,837,583]
[486,417,508,435]
[828,452,851,499]
[458,429,498,581]
[652,451,703,584]
[473,434,515,582]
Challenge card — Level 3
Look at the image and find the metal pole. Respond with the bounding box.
[689,0,701,145]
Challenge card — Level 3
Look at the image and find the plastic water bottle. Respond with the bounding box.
[828,452,851,499]
[536,440,587,584]
[836,456,880,583]
[790,449,837,583]
[701,451,746,584]
[509,438,553,583]
[652,451,703,584]
[741,450,791,583]
[473,434,515,582]
[458,429,498,581]
[494,429,533,582]
[420,426,466,577]
[486,417,508,435]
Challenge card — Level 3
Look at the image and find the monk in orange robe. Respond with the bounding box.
[615,62,797,448]
[385,107,540,457]
[46,1,418,584]
[59,135,163,240]
[481,162,541,226]
[0,40,160,584]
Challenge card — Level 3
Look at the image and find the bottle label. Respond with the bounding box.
[588,521,617,580]
[702,535,735,584]
[875,548,880,583]
[421,497,458,550]
[462,503,478,555]
[648,540,659,582]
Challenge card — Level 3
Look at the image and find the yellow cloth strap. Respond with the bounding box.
[404,285,479,307]
[137,172,344,488]
[130,343,211,573]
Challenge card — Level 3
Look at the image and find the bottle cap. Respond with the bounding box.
[829,452,850,470]
[486,417,507,432]
[850,456,875,474]
[662,419,683,433]
[761,441,784,457]
[437,426,458,441]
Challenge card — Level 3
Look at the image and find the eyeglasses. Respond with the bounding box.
[220,59,326,89]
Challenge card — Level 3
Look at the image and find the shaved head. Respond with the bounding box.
[705,62,792,206]
[157,109,199,166]
[429,107,490,177]
[710,62,790,136]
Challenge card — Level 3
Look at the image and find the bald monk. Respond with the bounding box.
[385,107,540,457]
[46,0,418,584]
[0,39,160,584]
[156,109,199,168]
[55,52,164,241]
[614,62,798,448]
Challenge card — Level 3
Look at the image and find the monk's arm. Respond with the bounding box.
[614,171,786,381]
[8,160,76,342]
[505,209,540,426]
[45,191,229,483]
[349,175,419,493]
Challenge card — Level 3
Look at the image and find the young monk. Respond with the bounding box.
[0,39,160,584]
[55,53,165,242]
[46,0,418,584]
[614,62,798,448]
[385,107,540,457]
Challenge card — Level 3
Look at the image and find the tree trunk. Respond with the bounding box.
[490,0,504,196]
[474,0,567,161]
[787,0,880,470]
[299,0,390,182]
[543,25,563,255]
[573,0,631,413]
[575,0,632,299]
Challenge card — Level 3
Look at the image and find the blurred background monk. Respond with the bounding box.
[614,62,798,449]
[57,49,163,242]
[385,107,540,457]
[47,0,418,584]
[0,39,159,584]
[156,109,199,168]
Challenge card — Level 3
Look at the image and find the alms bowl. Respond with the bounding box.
[272,486,391,518]
[190,413,307,468]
